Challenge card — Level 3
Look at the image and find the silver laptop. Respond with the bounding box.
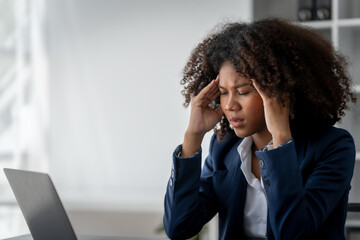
[4,168,156,240]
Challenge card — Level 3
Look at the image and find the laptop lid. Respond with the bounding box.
[4,168,77,240]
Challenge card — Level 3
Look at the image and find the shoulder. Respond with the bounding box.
[303,126,356,163]
[209,133,241,150]
[203,133,242,171]
[322,126,352,138]
[310,126,354,148]
[208,133,242,159]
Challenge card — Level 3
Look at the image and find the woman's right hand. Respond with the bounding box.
[181,76,223,157]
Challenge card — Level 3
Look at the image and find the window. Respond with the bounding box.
[0,0,48,237]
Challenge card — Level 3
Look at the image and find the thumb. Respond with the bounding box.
[215,105,223,117]
[251,79,267,101]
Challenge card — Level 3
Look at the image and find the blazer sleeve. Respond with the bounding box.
[255,128,356,239]
[163,135,219,240]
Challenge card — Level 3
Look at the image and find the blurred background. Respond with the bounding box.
[0,0,250,239]
[0,0,359,239]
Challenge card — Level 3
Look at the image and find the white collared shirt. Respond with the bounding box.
[237,137,268,238]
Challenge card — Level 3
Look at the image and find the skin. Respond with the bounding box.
[181,62,292,179]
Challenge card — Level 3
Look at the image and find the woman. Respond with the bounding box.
[163,18,356,240]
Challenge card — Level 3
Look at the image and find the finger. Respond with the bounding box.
[204,85,219,98]
[207,76,220,93]
[215,105,223,117]
[199,77,220,98]
[251,79,268,101]
[201,88,220,106]
[199,79,217,96]
[207,76,221,96]
[193,78,220,107]
[207,85,220,99]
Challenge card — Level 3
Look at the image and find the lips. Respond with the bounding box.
[228,117,245,128]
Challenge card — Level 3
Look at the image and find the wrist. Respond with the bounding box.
[272,132,292,149]
[184,129,205,140]
[181,131,205,158]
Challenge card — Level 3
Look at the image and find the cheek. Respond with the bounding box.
[253,98,264,113]
[219,96,228,112]
[244,95,264,116]
[250,94,264,108]
[249,97,265,121]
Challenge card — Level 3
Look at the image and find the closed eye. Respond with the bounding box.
[238,91,249,96]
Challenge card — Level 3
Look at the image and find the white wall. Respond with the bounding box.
[45,0,251,212]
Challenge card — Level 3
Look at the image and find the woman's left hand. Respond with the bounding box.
[251,80,292,148]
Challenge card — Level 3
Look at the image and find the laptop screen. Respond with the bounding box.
[4,168,77,240]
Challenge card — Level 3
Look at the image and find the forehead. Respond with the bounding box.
[219,62,249,86]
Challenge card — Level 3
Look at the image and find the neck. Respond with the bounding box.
[251,129,272,151]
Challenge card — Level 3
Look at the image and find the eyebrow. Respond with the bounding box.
[218,82,250,89]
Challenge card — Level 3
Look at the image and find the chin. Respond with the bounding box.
[233,129,252,138]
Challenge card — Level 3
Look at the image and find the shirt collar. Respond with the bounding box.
[237,137,264,190]
[237,136,253,163]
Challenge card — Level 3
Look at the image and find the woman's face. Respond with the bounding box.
[218,62,267,138]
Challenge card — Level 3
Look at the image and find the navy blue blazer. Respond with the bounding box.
[163,127,355,239]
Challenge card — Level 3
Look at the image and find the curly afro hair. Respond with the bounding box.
[181,18,357,140]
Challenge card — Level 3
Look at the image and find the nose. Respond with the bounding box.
[225,94,240,111]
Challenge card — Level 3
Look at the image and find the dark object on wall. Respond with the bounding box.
[298,0,315,21]
[298,0,332,21]
[315,0,331,20]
